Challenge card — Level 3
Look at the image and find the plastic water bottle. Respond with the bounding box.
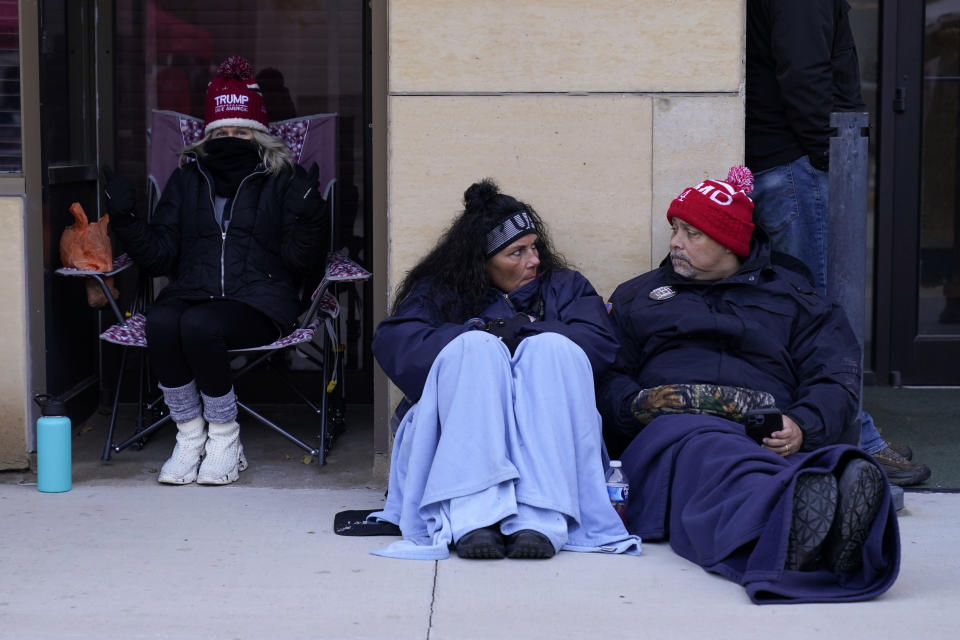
[606,460,629,526]
[35,395,72,493]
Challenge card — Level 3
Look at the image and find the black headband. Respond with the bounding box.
[485,209,536,257]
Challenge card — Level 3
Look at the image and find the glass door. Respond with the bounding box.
[919,2,960,335]
[881,0,960,384]
[39,0,105,416]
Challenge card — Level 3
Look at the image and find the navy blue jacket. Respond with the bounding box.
[598,234,861,457]
[373,268,618,410]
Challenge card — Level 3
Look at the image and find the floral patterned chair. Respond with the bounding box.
[58,110,371,465]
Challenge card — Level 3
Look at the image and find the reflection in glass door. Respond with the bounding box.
[881,0,960,384]
[919,1,960,335]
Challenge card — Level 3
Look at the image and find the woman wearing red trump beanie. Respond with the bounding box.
[104,56,329,486]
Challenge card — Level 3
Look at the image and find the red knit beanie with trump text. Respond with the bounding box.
[666,166,755,258]
[204,56,270,135]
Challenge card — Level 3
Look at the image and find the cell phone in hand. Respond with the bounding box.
[744,408,783,444]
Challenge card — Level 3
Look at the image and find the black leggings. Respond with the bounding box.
[146,298,281,397]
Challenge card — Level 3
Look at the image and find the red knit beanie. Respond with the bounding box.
[666,166,755,258]
[203,56,269,135]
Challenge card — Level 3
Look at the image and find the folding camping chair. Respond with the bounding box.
[55,253,142,461]
[61,110,370,465]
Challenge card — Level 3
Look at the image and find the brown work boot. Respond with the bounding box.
[871,446,931,486]
[888,442,913,460]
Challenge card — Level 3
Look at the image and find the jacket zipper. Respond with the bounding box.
[501,286,545,320]
[196,160,266,297]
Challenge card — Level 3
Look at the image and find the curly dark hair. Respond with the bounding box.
[391,178,568,321]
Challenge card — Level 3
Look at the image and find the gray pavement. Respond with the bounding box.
[2,483,958,639]
[2,406,959,639]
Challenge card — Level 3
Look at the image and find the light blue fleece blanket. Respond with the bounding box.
[368,332,641,560]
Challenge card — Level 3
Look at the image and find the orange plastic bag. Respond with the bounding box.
[59,202,119,307]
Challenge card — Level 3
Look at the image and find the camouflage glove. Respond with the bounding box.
[630,383,776,425]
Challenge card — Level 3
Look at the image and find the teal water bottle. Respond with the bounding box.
[35,395,72,493]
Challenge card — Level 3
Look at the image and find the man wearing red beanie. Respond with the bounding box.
[664,165,756,280]
[596,167,900,603]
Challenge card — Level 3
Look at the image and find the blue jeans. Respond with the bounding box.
[752,155,885,454]
[752,155,829,294]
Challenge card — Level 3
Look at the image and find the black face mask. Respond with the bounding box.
[199,137,262,197]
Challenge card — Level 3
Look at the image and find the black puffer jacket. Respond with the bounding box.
[745,0,865,172]
[113,160,328,331]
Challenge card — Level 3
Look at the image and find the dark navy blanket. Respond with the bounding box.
[620,414,900,604]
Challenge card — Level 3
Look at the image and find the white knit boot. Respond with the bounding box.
[157,416,207,485]
[196,420,248,485]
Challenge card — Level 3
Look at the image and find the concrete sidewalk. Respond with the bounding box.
[1,481,958,640]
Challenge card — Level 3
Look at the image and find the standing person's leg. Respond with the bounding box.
[175,300,280,485]
[753,158,930,486]
[146,299,206,485]
[859,413,886,454]
[751,155,829,294]
[863,413,931,486]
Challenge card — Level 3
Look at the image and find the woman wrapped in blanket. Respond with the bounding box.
[369,179,640,560]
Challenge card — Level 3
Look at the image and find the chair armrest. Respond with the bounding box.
[325,252,371,282]
[54,254,134,324]
[54,253,134,278]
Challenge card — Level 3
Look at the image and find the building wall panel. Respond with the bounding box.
[388,94,653,301]
[391,0,742,93]
[0,196,29,469]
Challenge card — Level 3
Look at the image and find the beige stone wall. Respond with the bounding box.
[390,0,741,94]
[387,0,746,302]
[0,196,30,469]
[389,94,653,300]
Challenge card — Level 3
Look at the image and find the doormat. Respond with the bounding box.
[864,387,960,490]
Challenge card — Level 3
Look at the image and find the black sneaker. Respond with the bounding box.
[786,472,838,570]
[825,458,885,573]
[456,525,505,560]
[871,446,931,486]
[504,530,555,559]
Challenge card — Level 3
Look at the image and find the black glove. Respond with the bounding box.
[485,313,533,354]
[285,163,324,221]
[102,165,137,225]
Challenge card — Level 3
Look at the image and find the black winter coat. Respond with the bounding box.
[597,233,861,457]
[745,0,865,172]
[113,160,328,331]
